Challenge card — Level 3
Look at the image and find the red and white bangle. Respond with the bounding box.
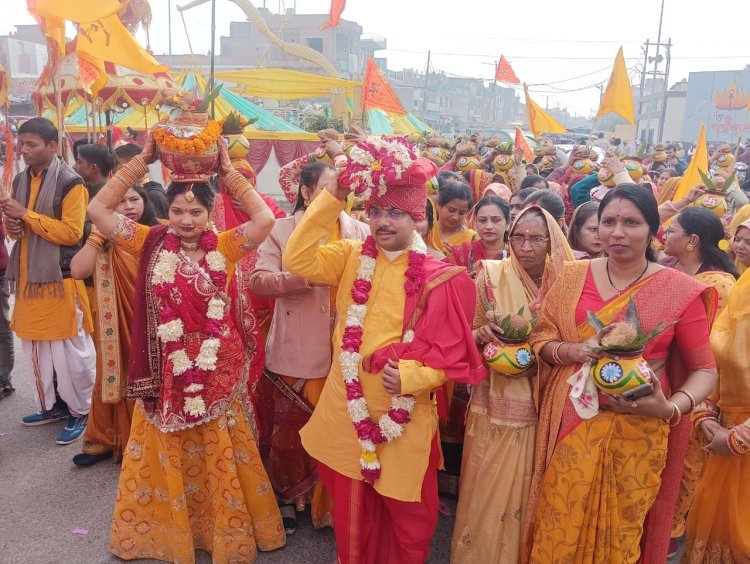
[673,389,696,412]
[727,429,750,456]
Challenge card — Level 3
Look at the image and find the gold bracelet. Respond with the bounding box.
[668,401,682,427]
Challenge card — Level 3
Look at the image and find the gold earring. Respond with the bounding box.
[687,245,694,251]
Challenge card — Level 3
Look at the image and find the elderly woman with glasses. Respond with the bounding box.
[452,206,574,563]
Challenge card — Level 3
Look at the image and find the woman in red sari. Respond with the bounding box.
[88,133,285,563]
[523,184,718,564]
[447,195,510,278]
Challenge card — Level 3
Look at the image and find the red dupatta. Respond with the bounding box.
[127,225,247,431]
[363,257,488,385]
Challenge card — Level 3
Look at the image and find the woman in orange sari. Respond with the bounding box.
[88,133,285,563]
[660,207,739,552]
[524,184,718,564]
[452,206,573,563]
[684,268,750,563]
[70,186,158,466]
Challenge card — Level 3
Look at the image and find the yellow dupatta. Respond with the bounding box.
[730,211,750,275]
[428,194,478,253]
[695,271,736,313]
[685,269,750,561]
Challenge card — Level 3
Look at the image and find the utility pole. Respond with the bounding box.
[167,0,172,67]
[422,50,431,115]
[657,38,672,142]
[634,40,649,144]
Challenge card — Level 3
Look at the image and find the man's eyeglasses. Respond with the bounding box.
[508,234,550,248]
[368,208,408,220]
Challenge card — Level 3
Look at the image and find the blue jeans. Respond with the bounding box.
[0,277,14,388]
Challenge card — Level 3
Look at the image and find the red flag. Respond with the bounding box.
[321,0,346,29]
[495,55,520,84]
[362,59,406,115]
[514,127,534,162]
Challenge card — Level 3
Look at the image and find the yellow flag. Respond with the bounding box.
[597,47,635,124]
[32,0,123,23]
[524,84,567,138]
[26,1,67,56]
[671,124,708,203]
[77,15,168,75]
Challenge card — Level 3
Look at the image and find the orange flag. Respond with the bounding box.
[515,127,534,162]
[321,0,346,29]
[495,55,520,84]
[77,50,107,97]
[362,59,406,115]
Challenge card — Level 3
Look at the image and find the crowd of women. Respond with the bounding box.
[7,115,750,564]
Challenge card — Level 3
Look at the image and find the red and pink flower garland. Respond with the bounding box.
[152,229,228,422]
[341,233,427,483]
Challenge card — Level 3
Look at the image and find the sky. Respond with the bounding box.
[4,0,750,116]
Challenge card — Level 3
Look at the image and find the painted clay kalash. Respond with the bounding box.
[587,298,677,400]
[482,305,535,376]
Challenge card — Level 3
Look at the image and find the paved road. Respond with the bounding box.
[0,336,454,564]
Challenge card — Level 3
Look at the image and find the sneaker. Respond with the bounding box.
[22,405,69,426]
[56,415,88,445]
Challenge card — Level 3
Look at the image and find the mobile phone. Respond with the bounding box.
[622,383,654,402]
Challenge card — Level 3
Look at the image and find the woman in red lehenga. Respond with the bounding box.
[210,142,286,419]
[88,132,285,563]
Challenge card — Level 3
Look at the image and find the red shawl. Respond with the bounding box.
[364,257,488,385]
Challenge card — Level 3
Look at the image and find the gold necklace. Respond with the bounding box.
[180,241,200,252]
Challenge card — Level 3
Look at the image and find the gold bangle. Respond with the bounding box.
[113,155,147,188]
[225,170,251,196]
[551,342,564,365]
[673,389,696,412]
[668,401,682,427]
[86,233,105,251]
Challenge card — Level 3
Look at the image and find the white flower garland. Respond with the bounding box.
[341,233,426,481]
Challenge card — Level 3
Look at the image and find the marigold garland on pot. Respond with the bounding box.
[154,120,222,155]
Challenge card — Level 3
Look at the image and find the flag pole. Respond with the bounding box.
[490,60,498,125]
[734,106,750,158]
[209,0,216,119]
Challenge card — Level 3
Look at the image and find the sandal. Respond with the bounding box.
[0,386,15,402]
[280,504,297,535]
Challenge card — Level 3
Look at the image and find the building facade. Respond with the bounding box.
[683,68,750,144]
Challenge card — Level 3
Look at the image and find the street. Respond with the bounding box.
[0,335,454,564]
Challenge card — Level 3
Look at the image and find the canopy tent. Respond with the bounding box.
[366,109,432,136]
[58,72,318,141]
[360,59,433,136]
[215,68,358,101]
